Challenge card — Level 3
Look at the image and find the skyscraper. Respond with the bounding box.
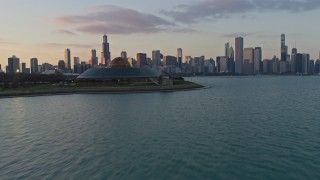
[281,34,287,61]
[7,55,20,74]
[302,53,309,74]
[218,56,228,73]
[254,47,262,74]
[74,57,80,66]
[291,48,298,73]
[58,60,66,71]
[91,49,98,67]
[101,35,111,66]
[136,53,147,68]
[152,50,161,67]
[295,53,303,73]
[64,48,71,70]
[163,56,177,66]
[21,63,27,74]
[177,48,183,69]
[229,46,235,73]
[73,57,80,72]
[225,42,230,58]
[244,48,254,74]
[235,37,244,74]
[30,58,38,73]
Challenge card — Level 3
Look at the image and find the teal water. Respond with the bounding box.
[0,76,320,179]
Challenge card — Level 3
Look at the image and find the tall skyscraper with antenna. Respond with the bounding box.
[281,34,287,61]
[101,35,111,66]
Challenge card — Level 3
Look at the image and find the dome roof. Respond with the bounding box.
[77,67,161,80]
[109,57,131,68]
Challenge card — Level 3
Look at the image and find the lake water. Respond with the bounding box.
[1,76,320,179]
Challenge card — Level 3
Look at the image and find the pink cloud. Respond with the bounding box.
[53,5,181,35]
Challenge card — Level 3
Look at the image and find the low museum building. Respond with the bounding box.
[76,57,171,85]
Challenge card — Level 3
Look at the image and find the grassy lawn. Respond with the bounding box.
[173,80,194,85]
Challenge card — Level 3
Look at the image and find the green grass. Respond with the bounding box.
[0,81,198,93]
[173,80,194,85]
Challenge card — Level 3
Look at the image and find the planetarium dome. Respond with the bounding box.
[109,57,131,68]
[76,57,161,83]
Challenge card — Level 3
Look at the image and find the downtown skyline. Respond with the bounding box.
[1,0,320,67]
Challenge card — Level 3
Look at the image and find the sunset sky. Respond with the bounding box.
[0,0,320,67]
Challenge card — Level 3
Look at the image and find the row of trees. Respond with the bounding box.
[0,73,65,84]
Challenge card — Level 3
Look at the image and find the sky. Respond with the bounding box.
[0,0,320,68]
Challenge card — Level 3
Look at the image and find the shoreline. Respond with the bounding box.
[0,83,205,99]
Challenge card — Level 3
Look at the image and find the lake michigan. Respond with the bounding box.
[0,76,320,179]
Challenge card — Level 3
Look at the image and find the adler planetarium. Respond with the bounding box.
[76,57,162,84]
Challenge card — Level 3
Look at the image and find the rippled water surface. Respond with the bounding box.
[1,76,320,179]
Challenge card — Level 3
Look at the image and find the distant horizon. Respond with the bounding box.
[1,0,320,67]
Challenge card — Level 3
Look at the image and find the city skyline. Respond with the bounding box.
[1,0,320,67]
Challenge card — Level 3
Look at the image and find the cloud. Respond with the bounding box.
[53,5,179,35]
[0,38,20,45]
[40,43,95,49]
[162,0,320,23]
[52,29,77,36]
[219,32,254,38]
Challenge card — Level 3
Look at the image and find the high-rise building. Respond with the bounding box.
[281,34,287,61]
[7,55,20,74]
[254,47,262,74]
[30,58,38,73]
[294,53,304,73]
[163,56,177,66]
[64,48,71,70]
[219,56,228,73]
[309,60,315,74]
[121,51,127,60]
[302,53,309,74]
[225,42,230,58]
[21,63,27,74]
[91,49,98,67]
[244,48,254,74]
[41,63,54,72]
[58,60,66,71]
[73,57,80,73]
[152,50,161,67]
[291,48,298,73]
[229,46,235,73]
[177,48,183,69]
[263,59,273,74]
[136,53,148,68]
[235,37,244,74]
[101,35,111,66]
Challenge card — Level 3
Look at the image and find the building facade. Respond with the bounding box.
[152,50,161,67]
[30,58,38,73]
[7,55,20,74]
[137,53,148,68]
[254,47,262,74]
[235,37,244,74]
[281,34,287,61]
[64,48,71,70]
[244,48,254,74]
[101,35,111,66]
[177,48,183,69]
[91,49,98,67]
